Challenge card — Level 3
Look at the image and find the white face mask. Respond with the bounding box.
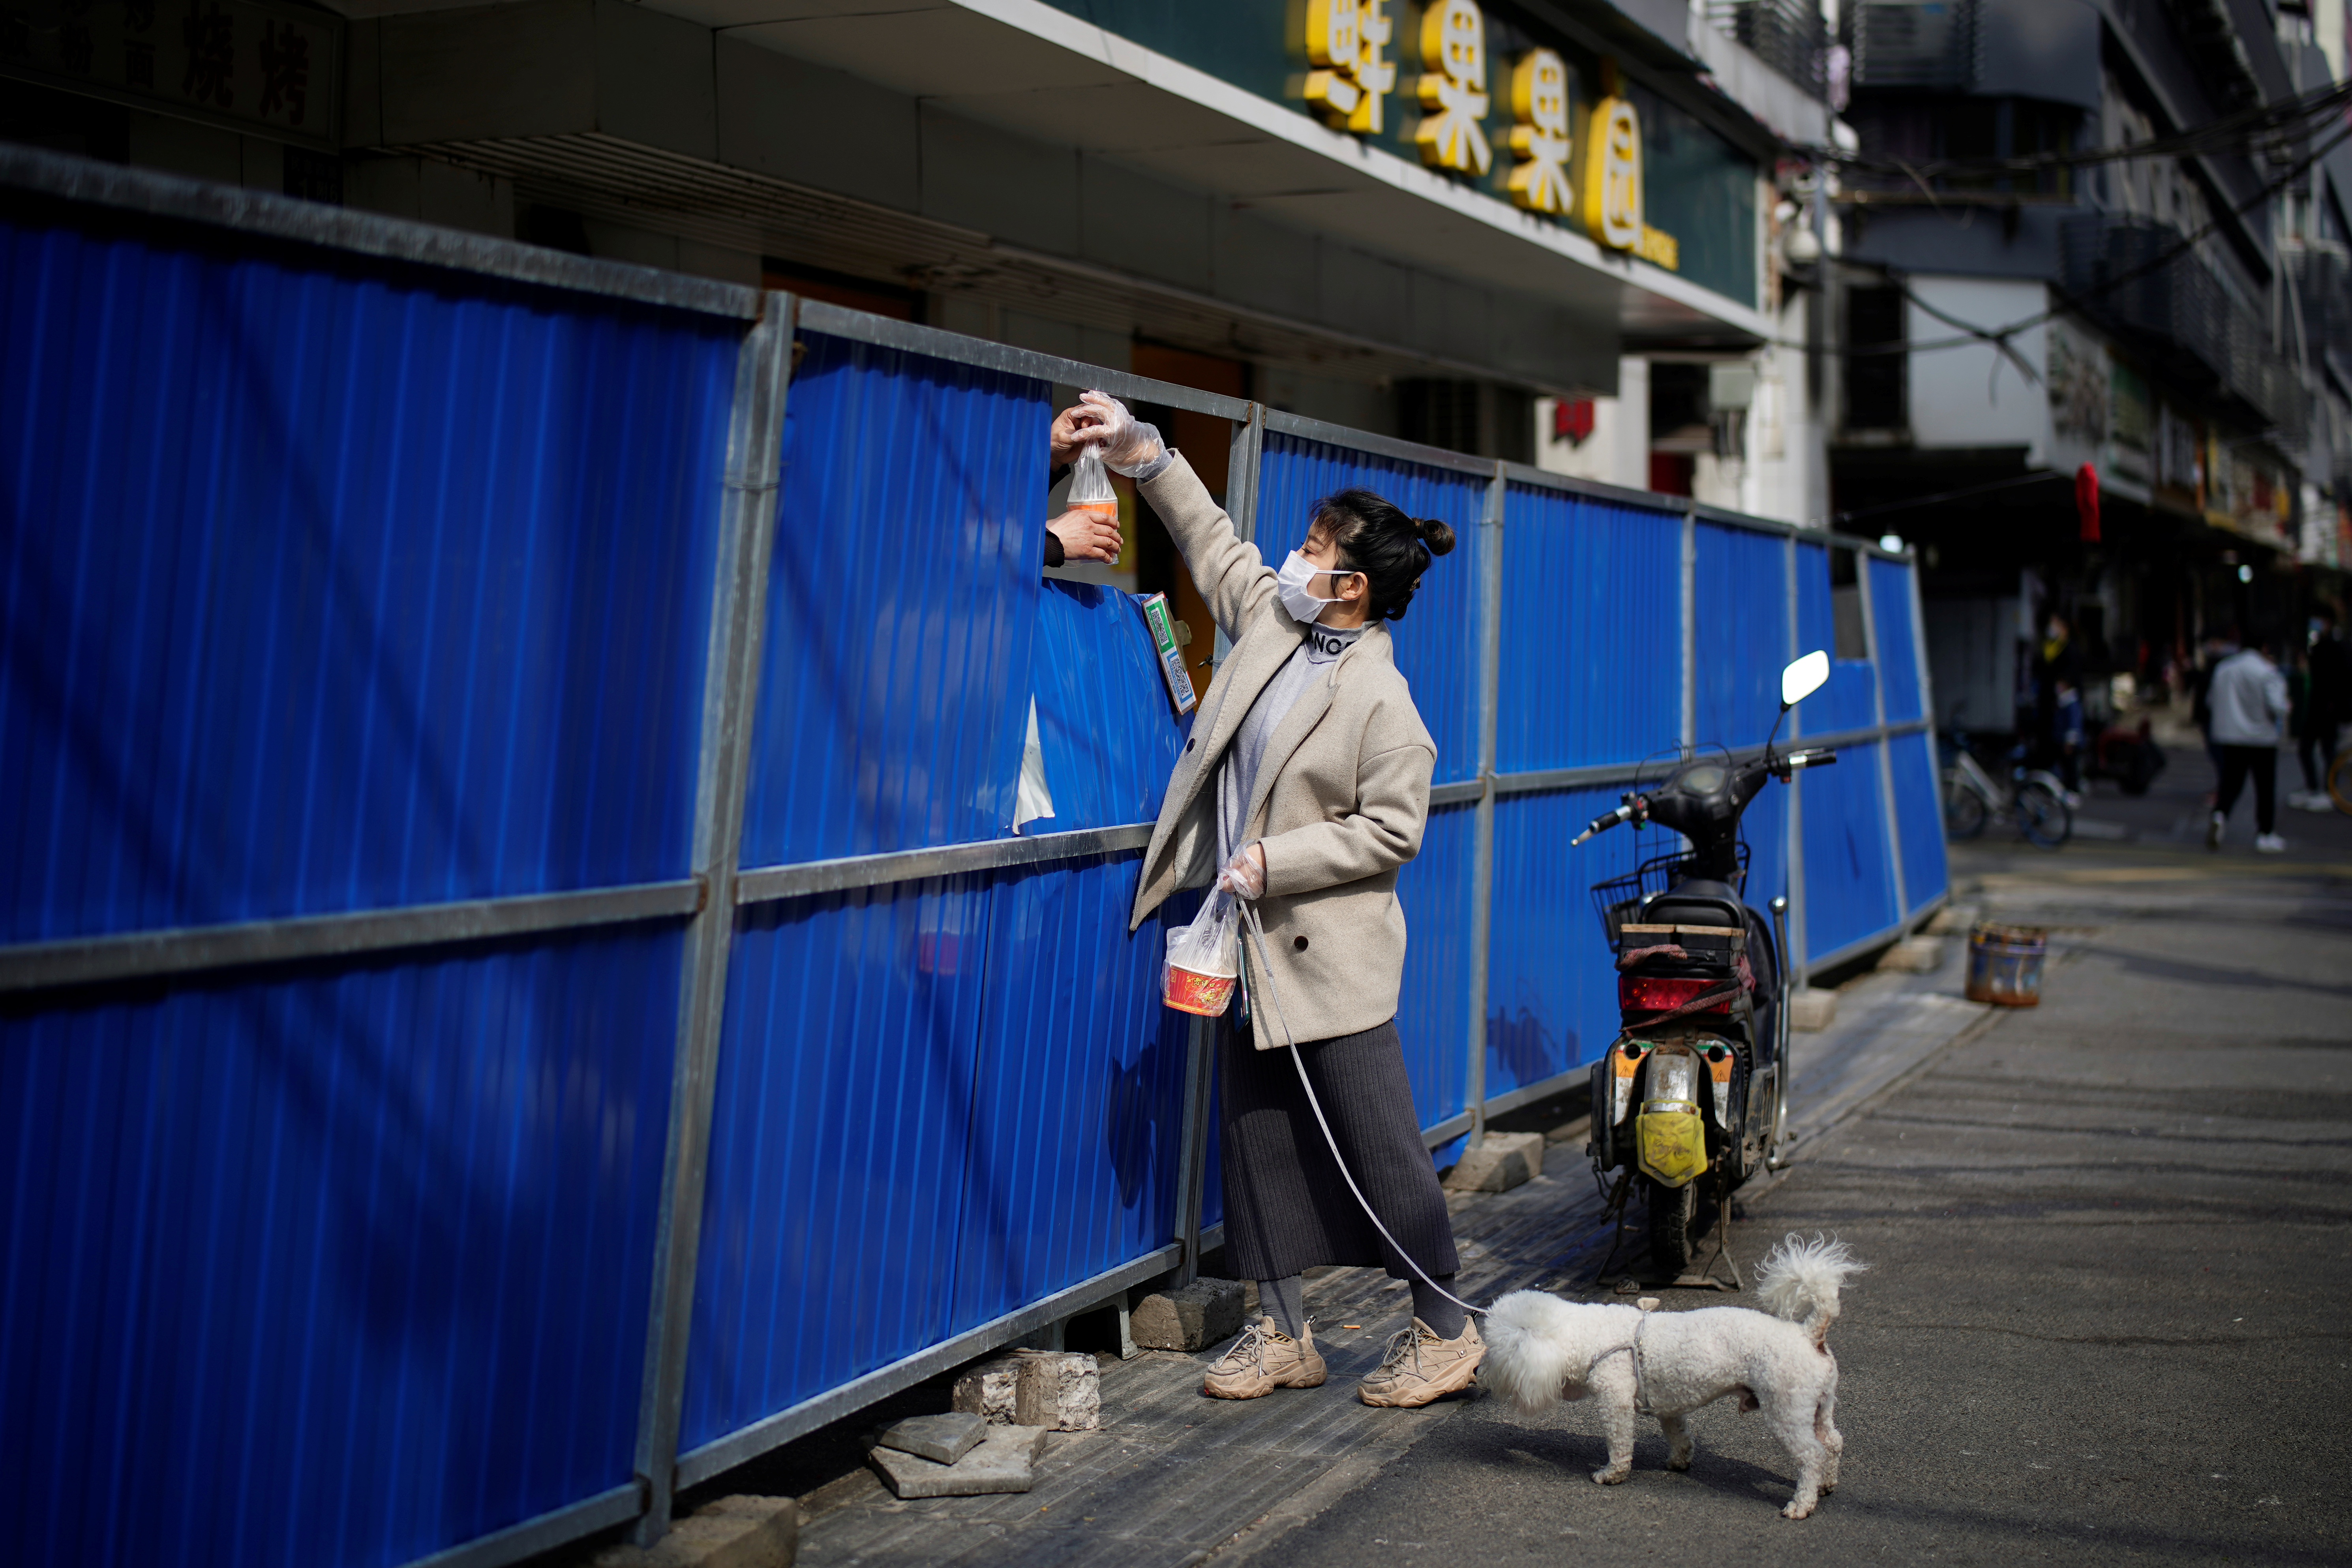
[1275,549,1347,624]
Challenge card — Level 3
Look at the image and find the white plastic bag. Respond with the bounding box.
[1162,889,1239,1016]
[1067,443,1118,525]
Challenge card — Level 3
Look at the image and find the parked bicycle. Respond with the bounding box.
[1941,728,2072,848]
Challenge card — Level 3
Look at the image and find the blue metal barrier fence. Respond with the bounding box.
[0,149,1945,1568]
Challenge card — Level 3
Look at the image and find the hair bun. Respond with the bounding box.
[1416,518,1458,557]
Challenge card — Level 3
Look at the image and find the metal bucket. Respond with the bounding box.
[1965,922,2046,1006]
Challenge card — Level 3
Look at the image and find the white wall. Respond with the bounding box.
[1534,357,1649,490]
[1906,277,2051,462]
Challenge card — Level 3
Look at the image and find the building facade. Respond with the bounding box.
[1,0,1838,510]
[1831,0,2352,731]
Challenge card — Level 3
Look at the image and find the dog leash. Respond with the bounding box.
[1236,900,1489,1322]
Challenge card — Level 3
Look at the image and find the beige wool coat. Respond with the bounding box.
[1126,453,1437,1049]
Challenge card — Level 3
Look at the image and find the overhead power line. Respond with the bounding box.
[1836,116,2352,364]
[1809,78,2352,184]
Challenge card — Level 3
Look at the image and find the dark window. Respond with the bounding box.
[282,147,342,206]
[1398,379,1482,456]
[1830,546,1871,661]
[1845,287,1906,430]
[1845,95,2076,197]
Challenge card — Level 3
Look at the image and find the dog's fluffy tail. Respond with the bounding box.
[1481,1290,1586,1413]
[1755,1233,1866,1346]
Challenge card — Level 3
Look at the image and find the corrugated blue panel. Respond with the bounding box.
[1394,801,1475,1132]
[0,927,681,1568]
[1869,557,1925,723]
[1694,523,1791,752]
[738,332,1045,866]
[687,874,995,1448]
[1741,780,1793,925]
[1497,486,1683,772]
[1485,786,1637,1093]
[684,857,1188,1448]
[1799,741,1901,962]
[1026,582,1187,831]
[1255,435,1487,783]
[1793,542,1880,736]
[1889,730,1949,917]
[0,206,737,943]
[956,855,1192,1325]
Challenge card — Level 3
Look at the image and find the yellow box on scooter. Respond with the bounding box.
[1635,1100,1707,1186]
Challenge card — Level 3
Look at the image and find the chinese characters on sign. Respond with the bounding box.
[1583,94,1679,270]
[1583,95,1641,248]
[1304,0,1395,135]
[1505,47,1570,214]
[0,0,338,145]
[1414,0,1490,176]
[1297,1,1677,270]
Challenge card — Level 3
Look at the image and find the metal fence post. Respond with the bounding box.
[1227,402,1264,546]
[630,291,795,1546]
[1785,534,1811,985]
[1680,503,1697,756]
[1855,557,1910,923]
[1464,461,1505,1146]
[1168,402,1265,1281]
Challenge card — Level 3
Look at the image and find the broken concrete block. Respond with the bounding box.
[1441,1130,1544,1193]
[949,1351,1101,1431]
[1014,1351,1100,1430]
[1877,936,1944,973]
[588,1495,795,1568]
[1789,988,1838,1031]
[869,1423,1051,1499]
[1129,1277,1246,1351]
[877,1411,985,1465]
[950,1357,1022,1425]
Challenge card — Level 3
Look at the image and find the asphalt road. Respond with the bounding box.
[1262,850,2352,1567]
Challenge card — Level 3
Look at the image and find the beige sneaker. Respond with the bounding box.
[1356,1316,1485,1407]
[1203,1317,1327,1399]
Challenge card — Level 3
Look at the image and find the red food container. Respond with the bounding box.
[1164,962,1237,1017]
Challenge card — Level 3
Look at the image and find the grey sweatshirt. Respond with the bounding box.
[1217,622,1364,872]
[2208,649,2289,746]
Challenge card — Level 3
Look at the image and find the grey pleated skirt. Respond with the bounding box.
[1216,1015,1461,1283]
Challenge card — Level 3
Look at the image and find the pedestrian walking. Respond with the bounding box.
[2034,611,2085,798]
[1069,391,1482,1410]
[2206,625,2292,853]
[2289,604,2347,811]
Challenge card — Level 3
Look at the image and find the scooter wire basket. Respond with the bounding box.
[1587,844,1750,944]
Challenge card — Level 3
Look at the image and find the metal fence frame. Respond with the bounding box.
[0,147,1943,1568]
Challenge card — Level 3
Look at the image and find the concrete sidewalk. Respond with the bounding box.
[771,892,2021,1568]
[1252,847,2352,1566]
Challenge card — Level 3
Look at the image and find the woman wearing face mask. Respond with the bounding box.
[1067,391,1476,1409]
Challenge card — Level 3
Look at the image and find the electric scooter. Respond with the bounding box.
[1573,651,1838,1282]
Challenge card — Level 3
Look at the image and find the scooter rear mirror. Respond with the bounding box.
[1780,650,1830,707]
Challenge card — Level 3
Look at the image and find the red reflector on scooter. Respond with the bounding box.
[1619,974,1733,1013]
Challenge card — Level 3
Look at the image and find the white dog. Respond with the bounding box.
[1481,1235,1866,1518]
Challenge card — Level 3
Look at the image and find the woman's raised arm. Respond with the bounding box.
[1077,391,1275,641]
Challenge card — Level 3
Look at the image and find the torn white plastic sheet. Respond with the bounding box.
[1013,696,1054,832]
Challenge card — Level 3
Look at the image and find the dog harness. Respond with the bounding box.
[1594,1304,1658,1417]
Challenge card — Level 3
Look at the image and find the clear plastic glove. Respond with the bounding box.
[1047,506,1123,565]
[1218,843,1267,900]
[1078,390,1166,477]
[1049,402,1106,467]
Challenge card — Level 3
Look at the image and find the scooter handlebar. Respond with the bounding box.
[1783,747,1837,771]
[1573,800,1637,845]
